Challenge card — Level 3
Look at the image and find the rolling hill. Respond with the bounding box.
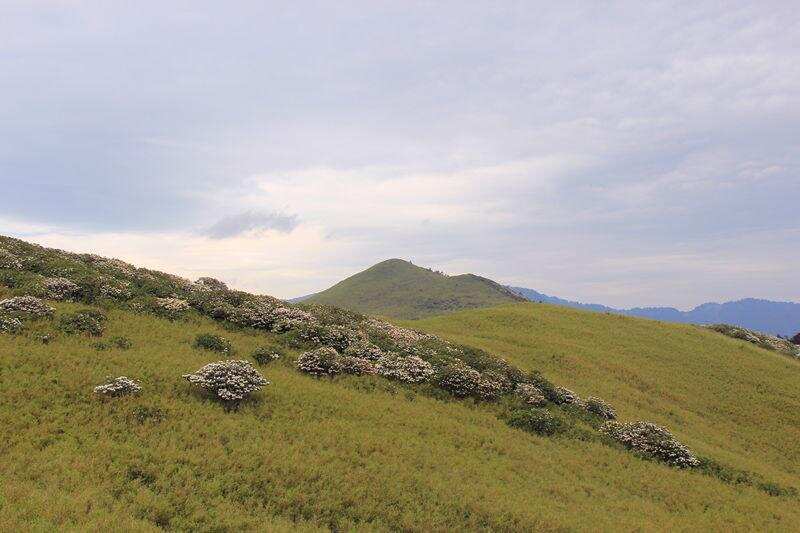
[1,235,799,531]
[510,287,800,337]
[306,259,525,319]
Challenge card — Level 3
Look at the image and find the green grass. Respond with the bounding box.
[410,303,800,490]
[2,298,799,530]
[307,258,523,319]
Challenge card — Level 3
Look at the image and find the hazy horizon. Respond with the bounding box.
[2,1,798,307]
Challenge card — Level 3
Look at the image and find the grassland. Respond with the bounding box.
[307,259,523,319]
[2,293,799,531]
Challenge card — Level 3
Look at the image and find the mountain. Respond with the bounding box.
[509,287,800,337]
[2,235,799,530]
[306,258,525,318]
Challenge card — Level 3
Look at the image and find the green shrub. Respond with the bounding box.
[507,408,565,436]
[252,346,283,365]
[58,309,107,336]
[193,333,233,354]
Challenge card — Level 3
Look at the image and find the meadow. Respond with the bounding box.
[1,295,799,531]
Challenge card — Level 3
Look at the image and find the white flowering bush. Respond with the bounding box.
[194,277,229,292]
[0,248,23,269]
[339,355,378,375]
[600,421,699,468]
[183,360,269,402]
[375,354,435,383]
[297,347,343,376]
[0,296,55,319]
[514,383,547,406]
[44,277,80,300]
[586,397,616,420]
[365,318,431,348]
[436,360,482,397]
[270,306,316,332]
[0,315,23,333]
[153,297,190,319]
[551,386,581,405]
[707,324,799,359]
[94,376,142,397]
[343,339,385,361]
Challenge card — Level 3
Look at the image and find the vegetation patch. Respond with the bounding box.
[183,359,269,402]
[193,333,233,354]
[58,309,107,336]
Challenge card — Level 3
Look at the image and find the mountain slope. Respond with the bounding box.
[307,259,524,318]
[510,287,800,336]
[409,303,800,490]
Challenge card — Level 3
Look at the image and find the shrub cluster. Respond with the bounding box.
[600,421,699,468]
[296,347,343,376]
[508,408,564,436]
[435,361,482,397]
[514,383,547,406]
[93,376,142,397]
[0,315,23,333]
[339,355,378,375]
[193,333,233,354]
[0,296,54,319]
[58,309,107,336]
[194,277,228,292]
[152,297,190,319]
[183,360,269,402]
[551,386,581,406]
[44,277,80,300]
[586,397,616,420]
[0,248,23,269]
[252,346,282,365]
[375,354,434,383]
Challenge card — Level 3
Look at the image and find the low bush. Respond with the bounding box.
[0,314,23,333]
[514,383,547,406]
[296,347,342,376]
[585,397,616,420]
[193,333,233,354]
[0,295,54,319]
[58,309,107,336]
[152,297,190,319]
[435,360,482,397]
[93,376,142,397]
[339,355,378,375]
[551,386,581,406]
[183,360,269,402]
[252,346,282,365]
[600,421,699,468]
[507,408,565,436]
[132,405,166,424]
[376,354,435,383]
[43,277,80,300]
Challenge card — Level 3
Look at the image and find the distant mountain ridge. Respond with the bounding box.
[508,287,800,337]
[305,259,524,319]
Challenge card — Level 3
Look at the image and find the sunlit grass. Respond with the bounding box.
[1,301,798,530]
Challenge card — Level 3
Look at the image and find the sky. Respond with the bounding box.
[1,1,798,308]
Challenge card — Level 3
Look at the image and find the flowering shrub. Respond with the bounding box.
[252,346,282,365]
[551,386,581,405]
[0,315,23,333]
[343,339,385,361]
[94,376,142,397]
[600,421,700,468]
[507,408,564,436]
[183,360,269,402]
[297,347,343,376]
[0,296,54,319]
[375,354,435,383]
[194,277,229,292]
[707,324,799,359]
[514,383,547,406]
[152,297,190,319]
[339,355,378,375]
[270,306,316,332]
[436,360,482,397]
[586,397,616,420]
[365,318,431,348]
[193,333,233,354]
[58,309,107,336]
[0,248,22,269]
[44,277,80,300]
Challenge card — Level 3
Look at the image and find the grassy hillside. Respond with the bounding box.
[2,236,799,531]
[410,303,800,492]
[307,259,523,319]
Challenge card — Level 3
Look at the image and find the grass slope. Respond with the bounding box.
[410,303,800,493]
[308,259,523,319]
[2,297,799,530]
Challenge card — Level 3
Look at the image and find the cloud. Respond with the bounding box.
[204,211,299,239]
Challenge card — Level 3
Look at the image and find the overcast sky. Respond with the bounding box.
[2,1,798,308]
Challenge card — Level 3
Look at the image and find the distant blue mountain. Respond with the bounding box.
[508,287,800,337]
